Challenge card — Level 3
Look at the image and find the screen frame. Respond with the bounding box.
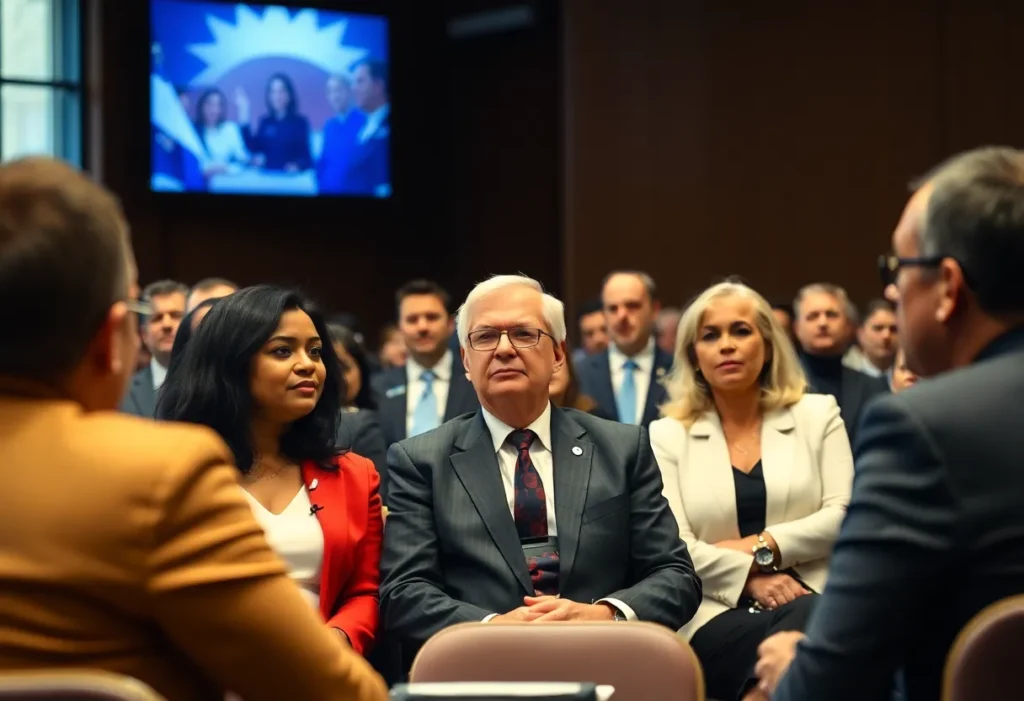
[146,0,396,206]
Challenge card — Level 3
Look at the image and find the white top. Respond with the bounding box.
[200,121,250,167]
[243,487,324,610]
[405,349,453,436]
[479,402,637,621]
[150,357,168,390]
[842,345,885,378]
[608,337,656,424]
[358,103,390,144]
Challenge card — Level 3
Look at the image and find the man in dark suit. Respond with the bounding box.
[576,271,672,427]
[316,74,367,195]
[344,59,390,197]
[755,146,1024,701]
[373,280,479,450]
[380,274,700,651]
[119,279,187,417]
[792,282,889,444]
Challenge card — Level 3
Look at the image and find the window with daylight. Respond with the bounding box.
[0,0,81,164]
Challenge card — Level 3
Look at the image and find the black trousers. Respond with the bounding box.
[689,594,817,701]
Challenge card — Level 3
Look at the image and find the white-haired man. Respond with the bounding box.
[379,274,701,652]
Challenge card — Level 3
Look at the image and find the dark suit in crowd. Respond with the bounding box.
[342,110,389,196]
[336,409,389,505]
[119,365,157,418]
[800,353,889,445]
[575,346,673,427]
[373,353,480,450]
[379,406,702,650]
[776,326,1024,701]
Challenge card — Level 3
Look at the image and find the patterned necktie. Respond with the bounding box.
[510,429,559,595]
[409,370,439,436]
[617,358,639,424]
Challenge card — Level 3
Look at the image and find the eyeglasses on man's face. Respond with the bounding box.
[125,299,154,316]
[467,326,554,351]
[877,254,944,288]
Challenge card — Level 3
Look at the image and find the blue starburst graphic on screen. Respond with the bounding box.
[187,5,368,84]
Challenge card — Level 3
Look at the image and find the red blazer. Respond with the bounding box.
[301,452,382,655]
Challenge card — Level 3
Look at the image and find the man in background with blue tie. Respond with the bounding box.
[576,271,673,427]
[380,274,699,656]
[374,279,480,454]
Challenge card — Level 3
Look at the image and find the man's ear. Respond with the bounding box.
[553,340,567,372]
[460,344,471,379]
[88,302,132,376]
[935,259,967,324]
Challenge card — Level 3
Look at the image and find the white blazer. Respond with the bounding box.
[649,393,853,639]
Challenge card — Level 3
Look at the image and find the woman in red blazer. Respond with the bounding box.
[159,285,382,654]
[303,455,382,653]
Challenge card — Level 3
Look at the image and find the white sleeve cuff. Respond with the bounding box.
[597,597,638,621]
[482,613,499,622]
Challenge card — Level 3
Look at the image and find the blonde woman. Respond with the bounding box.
[649,281,854,701]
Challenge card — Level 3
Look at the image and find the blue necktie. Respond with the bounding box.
[617,359,639,424]
[410,370,440,437]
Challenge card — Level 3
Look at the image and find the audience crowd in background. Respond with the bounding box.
[1,145,1023,701]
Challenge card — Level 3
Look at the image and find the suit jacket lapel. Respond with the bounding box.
[550,409,592,591]
[450,414,532,593]
[840,368,865,427]
[641,348,672,426]
[444,353,475,420]
[592,351,617,419]
[689,412,740,534]
[133,367,156,417]
[761,408,796,527]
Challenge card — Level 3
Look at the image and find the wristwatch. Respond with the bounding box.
[752,533,777,572]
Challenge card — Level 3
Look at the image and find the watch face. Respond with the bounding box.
[755,547,775,567]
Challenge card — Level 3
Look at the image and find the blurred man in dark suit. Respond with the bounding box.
[756,146,1024,701]
[576,271,672,426]
[792,283,888,444]
[380,274,700,652]
[120,279,187,417]
[317,73,366,195]
[345,59,390,197]
[373,280,479,450]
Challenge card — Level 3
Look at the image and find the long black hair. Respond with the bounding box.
[158,285,341,473]
[327,323,378,411]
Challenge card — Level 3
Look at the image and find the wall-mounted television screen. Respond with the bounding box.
[150,1,390,198]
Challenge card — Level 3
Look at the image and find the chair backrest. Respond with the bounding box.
[410,622,704,701]
[944,594,1024,701]
[0,671,165,701]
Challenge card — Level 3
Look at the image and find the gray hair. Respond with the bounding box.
[142,279,189,303]
[793,283,852,321]
[913,146,1024,313]
[602,270,657,301]
[456,274,566,348]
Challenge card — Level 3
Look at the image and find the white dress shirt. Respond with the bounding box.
[405,349,452,436]
[243,487,324,610]
[608,337,656,424]
[150,357,168,391]
[842,345,885,378]
[479,402,637,621]
[358,103,390,144]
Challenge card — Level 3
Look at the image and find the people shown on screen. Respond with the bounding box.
[317,74,367,195]
[345,60,390,197]
[238,73,313,173]
[194,88,250,177]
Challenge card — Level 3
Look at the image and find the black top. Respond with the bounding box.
[800,352,844,403]
[733,460,766,538]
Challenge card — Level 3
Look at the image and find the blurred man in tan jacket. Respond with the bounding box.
[0,157,387,701]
